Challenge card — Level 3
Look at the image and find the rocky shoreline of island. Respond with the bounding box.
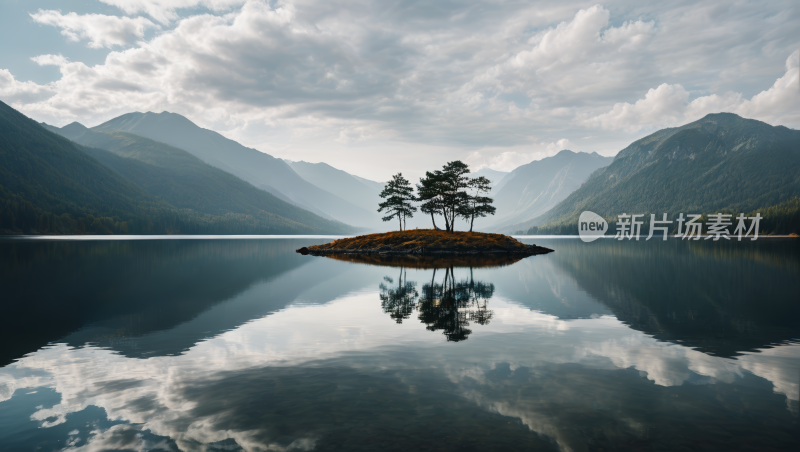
[296,229,554,257]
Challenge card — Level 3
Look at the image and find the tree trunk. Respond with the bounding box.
[430,212,439,230]
[470,214,475,232]
[398,213,402,231]
[431,267,437,298]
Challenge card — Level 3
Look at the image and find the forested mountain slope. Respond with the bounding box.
[43,122,351,232]
[520,113,800,232]
[93,111,381,227]
[0,101,350,235]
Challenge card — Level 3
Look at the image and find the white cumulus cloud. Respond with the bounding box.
[2,1,798,179]
[30,10,157,49]
[466,139,572,172]
[461,5,656,105]
[99,0,247,24]
[581,50,800,132]
[0,69,56,104]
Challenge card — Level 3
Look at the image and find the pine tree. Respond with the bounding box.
[417,171,445,230]
[417,161,471,232]
[378,173,417,231]
[458,176,496,232]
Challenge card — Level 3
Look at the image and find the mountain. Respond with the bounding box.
[525,113,800,232]
[352,175,385,192]
[0,100,349,235]
[468,168,509,187]
[285,160,384,214]
[92,111,381,227]
[41,122,351,233]
[483,150,612,231]
[0,101,171,234]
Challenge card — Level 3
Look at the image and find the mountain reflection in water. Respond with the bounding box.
[0,237,798,451]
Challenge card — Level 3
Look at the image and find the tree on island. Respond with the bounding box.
[417,160,495,232]
[459,176,496,232]
[416,171,445,230]
[378,173,416,231]
[416,171,442,230]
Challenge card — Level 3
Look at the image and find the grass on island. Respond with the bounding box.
[308,229,532,252]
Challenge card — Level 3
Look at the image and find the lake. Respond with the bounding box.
[1,237,798,451]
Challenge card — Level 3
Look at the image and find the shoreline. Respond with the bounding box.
[298,245,553,257]
[296,229,555,257]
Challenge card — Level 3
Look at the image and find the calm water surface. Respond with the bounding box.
[1,237,798,451]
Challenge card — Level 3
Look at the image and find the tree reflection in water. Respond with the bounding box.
[379,266,494,342]
[379,268,419,323]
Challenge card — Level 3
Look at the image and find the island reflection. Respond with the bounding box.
[322,252,527,269]
[329,253,520,342]
[380,265,494,341]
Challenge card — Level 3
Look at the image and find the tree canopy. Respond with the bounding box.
[378,173,417,231]
[459,176,496,232]
[413,160,496,232]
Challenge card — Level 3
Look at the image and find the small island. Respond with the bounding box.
[297,161,553,259]
[296,229,553,257]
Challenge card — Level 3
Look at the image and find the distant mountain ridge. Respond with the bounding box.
[483,150,612,231]
[285,160,384,215]
[469,168,509,187]
[0,99,353,235]
[92,111,382,227]
[40,121,351,233]
[525,113,800,232]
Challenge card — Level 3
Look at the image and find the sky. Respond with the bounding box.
[0,0,797,181]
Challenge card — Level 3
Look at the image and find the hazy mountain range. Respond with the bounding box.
[0,100,351,235]
[1,98,797,236]
[469,168,509,187]
[285,160,384,216]
[483,150,613,231]
[91,111,382,228]
[41,122,340,226]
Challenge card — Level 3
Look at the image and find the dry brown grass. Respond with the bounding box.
[308,229,530,252]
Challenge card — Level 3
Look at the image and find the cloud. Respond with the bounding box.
[581,50,800,132]
[30,10,157,49]
[1,258,798,451]
[578,83,690,132]
[466,139,572,171]
[459,5,656,107]
[99,0,247,24]
[732,49,800,122]
[30,54,71,67]
[3,1,799,179]
[0,69,56,104]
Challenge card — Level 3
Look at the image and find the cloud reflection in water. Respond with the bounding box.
[0,239,798,451]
